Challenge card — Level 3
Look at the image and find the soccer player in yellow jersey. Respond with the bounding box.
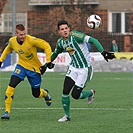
[0,24,54,119]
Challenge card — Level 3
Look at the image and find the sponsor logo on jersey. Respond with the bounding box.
[25,53,33,60]
[18,49,24,54]
[66,47,75,55]
[27,46,31,50]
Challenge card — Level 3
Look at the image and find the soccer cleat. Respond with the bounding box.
[44,89,52,106]
[88,89,95,105]
[1,111,10,120]
[58,115,70,122]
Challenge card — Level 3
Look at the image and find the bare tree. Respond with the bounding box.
[48,5,82,35]
[0,0,6,14]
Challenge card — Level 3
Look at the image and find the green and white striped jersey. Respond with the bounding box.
[52,30,104,68]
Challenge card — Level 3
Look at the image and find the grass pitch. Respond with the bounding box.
[0,72,132,133]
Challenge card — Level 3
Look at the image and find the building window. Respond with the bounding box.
[112,13,121,33]
[109,12,132,34]
[0,13,27,33]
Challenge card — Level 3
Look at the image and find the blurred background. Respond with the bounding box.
[0,0,133,71]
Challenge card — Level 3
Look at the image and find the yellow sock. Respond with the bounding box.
[38,88,48,98]
[5,86,15,114]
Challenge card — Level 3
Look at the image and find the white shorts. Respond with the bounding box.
[66,65,93,88]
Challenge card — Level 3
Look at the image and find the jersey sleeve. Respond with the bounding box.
[0,41,13,62]
[72,31,104,52]
[71,31,86,43]
[32,37,52,63]
[51,41,64,62]
[88,36,104,52]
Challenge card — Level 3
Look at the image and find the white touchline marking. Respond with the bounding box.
[1,77,132,80]
[0,107,132,111]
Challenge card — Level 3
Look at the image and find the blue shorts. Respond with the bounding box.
[12,64,41,88]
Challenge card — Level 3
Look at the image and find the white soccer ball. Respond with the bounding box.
[87,14,101,29]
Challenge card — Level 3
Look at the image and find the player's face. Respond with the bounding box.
[15,29,26,42]
[58,24,70,40]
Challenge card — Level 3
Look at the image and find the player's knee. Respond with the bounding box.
[32,87,40,98]
[32,93,39,98]
[71,93,79,99]
[71,86,82,100]
[9,75,22,88]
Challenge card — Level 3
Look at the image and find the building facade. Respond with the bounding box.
[0,0,133,52]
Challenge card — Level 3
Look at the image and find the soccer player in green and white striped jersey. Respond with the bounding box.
[49,20,115,122]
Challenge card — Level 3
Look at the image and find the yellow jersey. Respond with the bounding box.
[0,35,52,73]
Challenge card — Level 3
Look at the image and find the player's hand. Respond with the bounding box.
[0,61,2,68]
[101,51,115,62]
[47,62,55,69]
[39,65,47,75]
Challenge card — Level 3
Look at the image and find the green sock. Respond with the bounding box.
[62,94,70,117]
[79,90,93,99]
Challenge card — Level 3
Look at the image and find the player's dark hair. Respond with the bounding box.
[16,24,25,31]
[57,20,69,30]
